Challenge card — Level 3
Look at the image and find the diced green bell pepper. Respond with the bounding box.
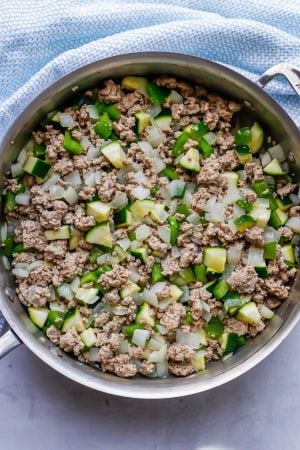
[172,131,190,157]
[161,166,179,180]
[151,262,164,284]
[206,316,224,339]
[63,130,83,155]
[94,112,113,139]
[168,215,180,245]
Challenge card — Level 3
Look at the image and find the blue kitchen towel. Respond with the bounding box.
[0,0,300,143]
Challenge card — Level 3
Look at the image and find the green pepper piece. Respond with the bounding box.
[185,306,193,324]
[124,323,145,338]
[264,241,277,260]
[94,112,113,139]
[5,191,16,211]
[150,186,158,195]
[234,214,256,232]
[33,142,46,158]
[95,100,107,115]
[151,262,165,284]
[17,179,26,193]
[168,215,179,245]
[88,247,104,264]
[0,236,15,256]
[12,242,25,253]
[189,121,208,141]
[161,166,179,180]
[199,137,213,158]
[81,270,99,285]
[176,203,190,217]
[45,311,64,329]
[63,130,83,155]
[193,264,207,283]
[128,230,137,241]
[146,82,170,104]
[206,316,224,339]
[234,127,252,146]
[236,199,253,213]
[237,335,247,347]
[252,180,272,198]
[105,104,121,121]
[172,131,190,156]
[213,279,229,300]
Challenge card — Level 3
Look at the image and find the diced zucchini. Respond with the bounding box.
[234,145,252,164]
[121,76,148,91]
[220,171,239,186]
[193,264,207,283]
[45,310,64,329]
[258,304,275,320]
[28,307,49,328]
[101,142,126,169]
[192,352,206,371]
[114,244,129,262]
[237,335,247,347]
[179,267,196,283]
[61,307,85,333]
[168,180,186,198]
[114,207,132,228]
[204,279,219,293]
[263,241,277,260]
[120,280,140,299]
[223,292,243,315]
[123,323,145,338]
[154,109,172,130]
[281,244,295,264]
[85,222,113,247]
[86,201,111,222]
[130,246,148,263]
[44,225,71,240]
[136,302,154,327]
[130,199,155,221]
[179,148,200,172]
[263,158,283,176]
[149,203,169,223]
[269,208,288,228]
[248,122,264,154]
[69,229,82,250]
[198,328,208,346]
[234,214,256,232]
[203,247,227,273]
[275,197,293,211]
[250,207,271,228]
[254,264,269,279]
[213,279,229,300]
[80,328,97,348]
[23,156,51,179]
[236,301,261,325]
[219,332,238,354]
[169,284,183,302]
[74,287,100,305]
[135,112,150,135]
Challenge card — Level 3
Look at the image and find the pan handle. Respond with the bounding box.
[0,322,21,359]
[257,63,300,97]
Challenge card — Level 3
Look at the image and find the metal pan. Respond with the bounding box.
[0,53,299,399]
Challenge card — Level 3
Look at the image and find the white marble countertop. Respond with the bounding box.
[0,324,299,450]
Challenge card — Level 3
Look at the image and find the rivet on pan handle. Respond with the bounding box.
[257,63,300,97]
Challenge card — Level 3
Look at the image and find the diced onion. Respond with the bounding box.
[135,224,151,241]
[227,219,238,234]
[289,193,300,205]
[17,148,28,166]
[97,254,117,265]
[255,198,269,209]
[168,180,185,198]
[27,260,43,272]
[87,145,101,160]
[176,330,201,349]
[286,217,300,234]
[237,170,247,181]
[260,152,271,167]
[80,136,91,150]
[227,246,242,265]
[63,170,82,187]
[167,90,183,104]
[171,246,181,258]
[157,225,171,244]
[180,285,189,303]
[150,282,167,295]
[132,186,150,200]
[59,113,75,128]
[49,185,65,200]
[146,126,164,148]
[153,157,166,174]
[156,360,169,378]
[221,264,235,280]
[148,344,168,363]
[205,202,225,223]
[41,172,60,191]
[87,105,100,121]
[63,186,78,205]
[132,329,150,349]
[11,162,24,178]
[156,324,168,335]
[203,132,217,145]
[149,105,161,118]
[1,255,10,270]
[133,172,148,184]
[109,193,128,209]
[186,212,201,225]
[57,283,73,300]
[130,240,140,250]
[149,335,165,351]
[12,267,29,278]
[264,226,281,243]
[246,247,265,267]
[15,191,30,205]
[258,304,274,320]
[112,305,128,316]
[0,223,7,241]
[142,288,158,307]
[87,348,99,362]
[84,171,96,188]
[119,340,130,355]
[223,184,241,205]
[138,141,157,157]
[268,144,286,162]
[70,277,81,292]
[128,271,140,283]
[116,238,131,251]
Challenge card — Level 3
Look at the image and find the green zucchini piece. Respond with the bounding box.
[275,196,293,211]
[5,191,16,211]
[179,148,200,172]
[234,214,256,232]
[130,199,155,221]
[80,328,97,348]
[281,244,295,264]
[154,109,172,130]
[220,332,238,354]
[121,76,148,91]
[44,225,71,240]
[75,287,100,305]
[86,201,111,223]
[120,280,140,299]
[248,122,264,154]
[263,241,277,260]
[123,323,145,338]
[101,142,126,169]
[130,246,148,263]
[28,307,49,328]
[135,112,150,135]
[203,247,227,274]
[213,279,229,299]
[45,310,64,329]
[169,284,184,302]
[193,264,207,283]
[263,158,284,176]
[236,301,261,325]
[234,145,252,164]
[114,207,132,228]
[23,156,51,179]
[221,171,239,187]
[85,222,113,248]
[269,208,288,228]
[179,267,196,284]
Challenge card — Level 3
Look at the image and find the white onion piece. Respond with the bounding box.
[221,264,235,280]
[1,255,10,270]
[15,191,31,205]
[63,170,81,187]
[204,197,217,212]
[11,161,24,178]
[70,277,81,292]
[291,235,300,245]
[171,246,181,258]
[97,254,117,265]
[80,136,91,150]
[49,185,65,200]
[116,238,131,251]
[142,288,158,307]
[227,246,242,265]
[148,344,168,363]
[255,198,269,209]
[158,298,170,309]
[227,219,238,234]
[41,172,60,191]
[286,217,300,234]
[59,113,75,128]
[0,223,7,242]
[84,171,96,188]
[168,180,185,198]
[132,329,150,349]
[132,186,150,200]
[158,225,171,244]
[87,348,99,362]
[87,145,101,160]
[63,187,78,205]
[186,212,200,225]
[14,262,28,269]
[205,202,225,223]
[168,90,183,104]
[27,285,36,303]
[133,171,148,184]
[258,304,274,320]
[260,152,271,167]
[156,360,168,378]
[128,271,140,283]
[156,324,168,336]
[203,132,217,145]
[150,282,167,295]
[27,260,43,272]
[146,126,164,148]
[149,105,161,118]
[12,267,29,278]
[130,240,140,250]
[176,330,201,349]
[268,144,286,162]
[153,157,166,174]
[87,105,100,121]
[135,224,151,241]
[17,148,28,165]
[112,305,128,316]
[149,335,165,351]
[246,247,265,267]
[182,190,193,206]
[119,340,130,355]
[237,169,247,181]
[223,184,241,205]
[109,193,128,209]
[138,141,157,157]
[158,186,171,206]
[233,204,244,219]
[264,226,280,243]
[57,283,73,300]
[180,285,189,303]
